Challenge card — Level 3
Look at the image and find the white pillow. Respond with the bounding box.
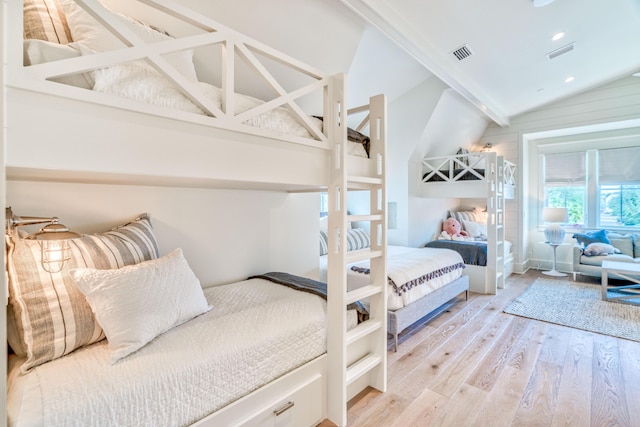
[91,61,207,114]
[71,248,210,364]
[61,0,198,82]
[23,39,94,89]
[583,242,621,257]
[462,220,487,238]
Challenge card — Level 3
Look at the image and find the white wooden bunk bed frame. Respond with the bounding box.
[421,152,516,294]
[3,1,388,426]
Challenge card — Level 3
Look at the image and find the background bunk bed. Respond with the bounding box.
[420,151,516,294]
[4,1,388,426]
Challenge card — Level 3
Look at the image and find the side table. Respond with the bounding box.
[542,242,567,277]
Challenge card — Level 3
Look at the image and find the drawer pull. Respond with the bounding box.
[273,401,295,416]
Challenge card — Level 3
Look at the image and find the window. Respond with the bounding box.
[544,151,586,225]
[598,147,640,227]
[542,145,640,229]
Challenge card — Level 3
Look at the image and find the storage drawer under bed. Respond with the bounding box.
[231,374,323,427]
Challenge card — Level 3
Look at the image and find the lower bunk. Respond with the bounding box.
[321,245,469,351]
[7,276,332,427]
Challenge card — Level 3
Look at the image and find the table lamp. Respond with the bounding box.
[542,207,568,244]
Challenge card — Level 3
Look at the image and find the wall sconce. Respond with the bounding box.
[481,143,493,152]
[6,207,81,273]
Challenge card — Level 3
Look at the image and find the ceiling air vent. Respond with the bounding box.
[451,44,473,61]
[547,42,575,60]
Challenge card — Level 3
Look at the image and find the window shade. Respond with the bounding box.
[545,152,586,184]
[598,146,640,184]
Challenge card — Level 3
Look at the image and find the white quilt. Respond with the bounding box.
[321,245,465,311]
[7,279,327,427]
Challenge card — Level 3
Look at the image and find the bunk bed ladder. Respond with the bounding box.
[326,76,387,427]
[486,152,506,293]
[495,156,506,289]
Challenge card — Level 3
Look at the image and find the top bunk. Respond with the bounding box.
[5,0,386,191]
[420,151,516,199]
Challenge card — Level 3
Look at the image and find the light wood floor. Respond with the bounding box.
[319,270,640,427]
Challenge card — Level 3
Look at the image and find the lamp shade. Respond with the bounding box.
[26,223,81,273]
[542,207,568,223]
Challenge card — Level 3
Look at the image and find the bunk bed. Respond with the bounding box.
[4,1,388,426]
[421,151,516,294]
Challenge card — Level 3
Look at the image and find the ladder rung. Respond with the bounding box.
[346,285,382,305]
[347,175,383,186]
[348,214,383,223]
[347,319,383,346]
[346,248,383,263]
[346,353,382,385]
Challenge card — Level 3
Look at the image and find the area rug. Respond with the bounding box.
[504,278,640,342]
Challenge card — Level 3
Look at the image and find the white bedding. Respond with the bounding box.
[93,62,369,158]
[7,278,328,427]
[320,245,465,311]
[23,41,370,158]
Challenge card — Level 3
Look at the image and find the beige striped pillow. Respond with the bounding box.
[23,0,73,44]
[6,213,159,373]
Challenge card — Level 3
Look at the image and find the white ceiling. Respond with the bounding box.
[339,0,640,126]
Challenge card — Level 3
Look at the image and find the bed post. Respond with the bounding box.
[485,152,505,294]
[326,73,349,427]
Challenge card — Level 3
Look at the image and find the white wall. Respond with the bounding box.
[352,80,491,248]
[6,181,320,287]
[481,75,640,274]
[383,76,448,246]
[406,89,489,248]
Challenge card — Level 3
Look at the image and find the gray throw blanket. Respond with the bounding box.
[249,272,369,320]
[249,272,328,299]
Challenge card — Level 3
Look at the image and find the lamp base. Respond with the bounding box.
[544,224,565,244]
[542,269,567,277]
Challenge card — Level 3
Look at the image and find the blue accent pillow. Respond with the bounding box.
[572,229,610,247]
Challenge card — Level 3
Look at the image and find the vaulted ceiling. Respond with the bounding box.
[169,0,640,128]
[339,0,640,126]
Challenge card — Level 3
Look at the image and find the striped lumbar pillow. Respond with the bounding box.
[23,0,73,44]
[6,213,159,373]
[347,228,370,251]
[319,230,329,256]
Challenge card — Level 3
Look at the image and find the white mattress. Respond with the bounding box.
[7,278,328,427]
[320,245,465,311]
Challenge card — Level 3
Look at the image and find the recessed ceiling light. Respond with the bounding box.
[565,76,575,83]
[552,32,565,41]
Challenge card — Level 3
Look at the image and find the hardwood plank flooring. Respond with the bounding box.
[318,270,640,426]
